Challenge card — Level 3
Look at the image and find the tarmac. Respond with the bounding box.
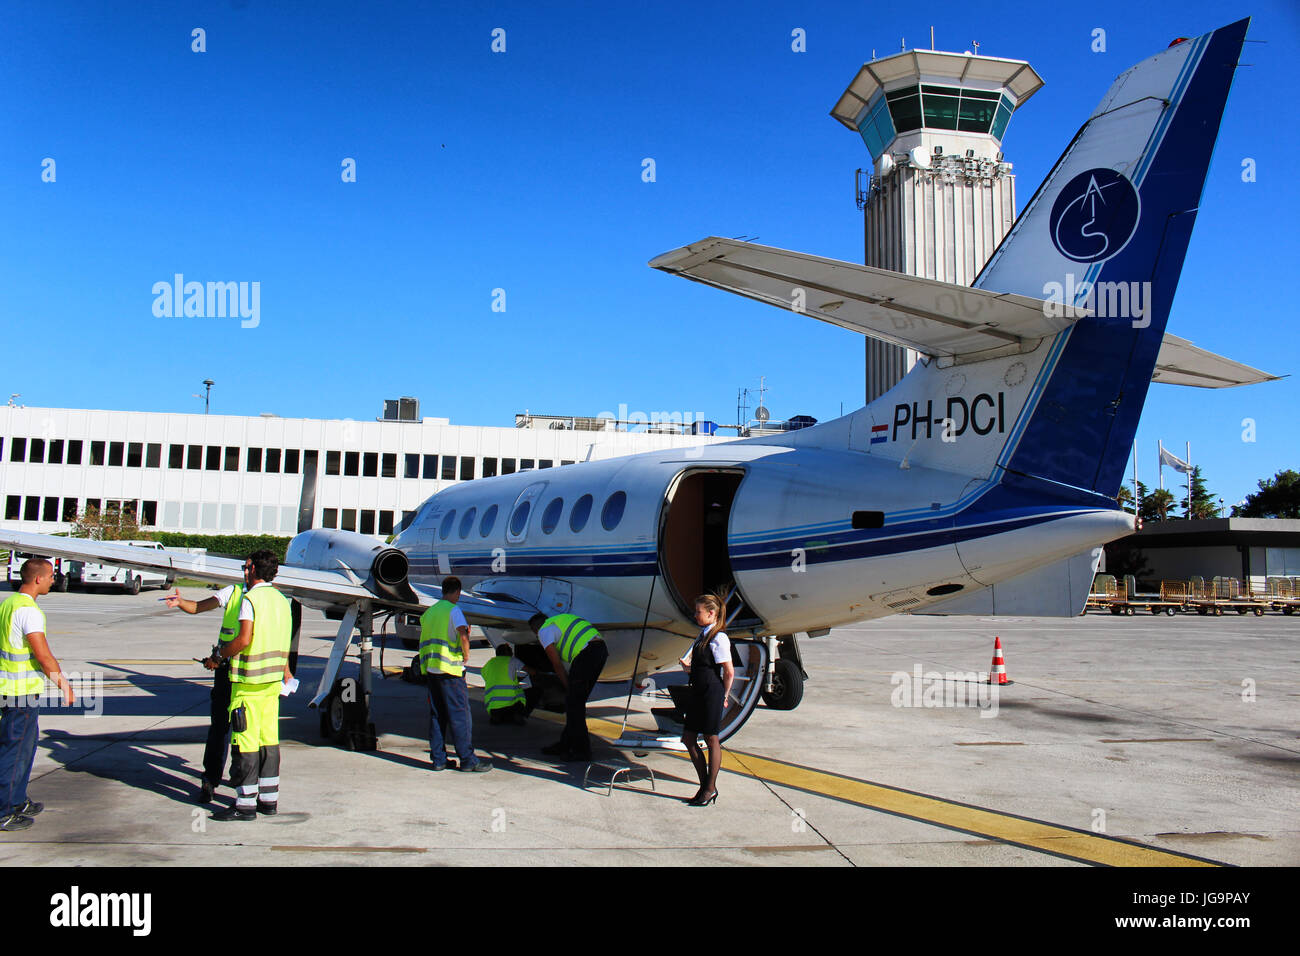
[3,589,1296,866]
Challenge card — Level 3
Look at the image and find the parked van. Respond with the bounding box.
[6,551,76,592]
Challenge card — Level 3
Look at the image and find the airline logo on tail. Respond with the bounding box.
[1049,168,1141,263]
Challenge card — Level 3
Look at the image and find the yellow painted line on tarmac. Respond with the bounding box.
[566,711,1221,868]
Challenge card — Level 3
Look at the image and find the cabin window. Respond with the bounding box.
[440,509,457,540]
[459,508,477,539]
[601,491,627,531]
[569,494,593,533]
[540,497,563,534]
[479,504,499,537]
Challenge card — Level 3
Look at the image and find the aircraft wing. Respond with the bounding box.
[1153,334,1282,388]
[0,529,395,607]
[649,236,1081,360]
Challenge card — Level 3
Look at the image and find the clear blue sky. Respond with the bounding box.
[2,0,1295,508]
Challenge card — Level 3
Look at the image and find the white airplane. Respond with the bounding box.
[1,18,1274,749]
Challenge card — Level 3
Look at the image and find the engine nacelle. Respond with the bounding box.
[285,529,415,605]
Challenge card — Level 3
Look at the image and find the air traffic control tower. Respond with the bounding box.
[831,47,1044,402]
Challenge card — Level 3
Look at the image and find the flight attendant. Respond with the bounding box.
[679,593,733,806]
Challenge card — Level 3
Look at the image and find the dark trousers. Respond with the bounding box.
[562,641,607,758]
[203,664,231,786]
[230,745,280,810]
[0,696,40,816]
[426,673,477,769]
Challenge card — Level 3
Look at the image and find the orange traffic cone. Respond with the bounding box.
[987,636,1013,686]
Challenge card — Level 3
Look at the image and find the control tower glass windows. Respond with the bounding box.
[857,95,897,159]
[920,85,960,130]
[885,87,922,133]
[881,85,1014,140]
[991,98,1013,140]
[956,88,1000,132]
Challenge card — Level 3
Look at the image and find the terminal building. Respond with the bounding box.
[0,400,724,539]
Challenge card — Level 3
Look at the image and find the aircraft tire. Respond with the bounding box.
[762,658,804,711]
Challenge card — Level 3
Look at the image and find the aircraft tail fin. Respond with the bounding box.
[977,19,1250,497]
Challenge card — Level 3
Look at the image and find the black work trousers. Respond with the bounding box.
[203,664,231,786]
[561,641,607,759]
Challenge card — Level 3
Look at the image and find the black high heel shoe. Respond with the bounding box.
[687,790,718,807]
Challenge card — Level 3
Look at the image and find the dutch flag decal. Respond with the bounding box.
[871,424,888,445]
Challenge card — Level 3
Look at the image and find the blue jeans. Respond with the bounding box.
[426,674,477,769]
[0,696,41,816]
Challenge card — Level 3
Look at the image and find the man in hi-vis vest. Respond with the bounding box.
[528,612,607,762]
[207,550,294,821]
[418,576,491,772]
[166,577,246,804]
[0,557,75,832]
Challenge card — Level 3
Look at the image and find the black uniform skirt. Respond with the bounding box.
[683,667,724,736]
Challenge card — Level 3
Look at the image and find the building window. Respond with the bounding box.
[224,447,239,471]
[378,511,395,536]
[423,454,437,479]
[322,508,338,529]
[287,449,303,474]
[29,438,45,463]
[247,448,262,472]
[344,451,359,477]
[62,499,78,522]
[91,441,106,465]
[382,453,396,479]
[363,452,378,478]
[146,443,161,468]
[187,445,203,469]
[169,444,184,468]
[501,458,517,475]
[520,459,535,471]
[326,451,341,476]
[127,442,143,467]
[399,510,416,532]
[205,446,221,471]
[539,459,553,469]
[460,457,475,480]
[341,509,357,532]
[441,456,456,480]
[6,496,21,520]
[9,438,24,462]
[49,438,65,465]
[142,500,157,526]
[482,457,498,478]
[85,498,101,514]
[561,460,575,467]
[109,442,124,467]
[360,510,376,535]
[404,454,419,479]
[265,448,281,473]
[23,497,39,521]
[66,440,82,465]
[42,497,58,522]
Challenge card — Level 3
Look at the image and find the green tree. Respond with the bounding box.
[70,504,148,541]
[1180,465,1218,519]
[1233,469,1300,518]
[1140,487,1176,524]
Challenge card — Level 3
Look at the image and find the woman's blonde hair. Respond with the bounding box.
[694,592,729,640]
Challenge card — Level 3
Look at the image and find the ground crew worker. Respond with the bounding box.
[0,558,75,832]
[482,643,537,726]
[209,550,293,821]
[528,612,608,761]
[419,576,491,772]
[165,579,245,803]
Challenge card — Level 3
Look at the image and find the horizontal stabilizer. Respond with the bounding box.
[1153,334,1281,388]
[650,237,1081,361]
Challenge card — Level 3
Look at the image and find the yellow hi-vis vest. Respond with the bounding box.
[543,614,600,665]
[419,600,464,677]
[0,593,46,697]
[229,586,291,685]
[219,584,244,643]
[481,655,525,710]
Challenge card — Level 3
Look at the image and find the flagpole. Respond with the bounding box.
[1132,442,1140,515]
[1187,441,1192,519]
[1158,440,1164,491]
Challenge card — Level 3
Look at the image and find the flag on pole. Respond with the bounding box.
[1158,442,1192,474]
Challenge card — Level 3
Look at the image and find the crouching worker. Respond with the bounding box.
[483,643,537,726]
[209,550,293,821]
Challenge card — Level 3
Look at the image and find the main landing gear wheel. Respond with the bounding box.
[762,658,805,711]
[318,678,377,751]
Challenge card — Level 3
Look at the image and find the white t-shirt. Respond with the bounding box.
[537,623,561,650]
[213,584,238,609]
[238,582,277,622]
[695,629,730,665]
[447,605,468,642]
[4,604,46,654]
